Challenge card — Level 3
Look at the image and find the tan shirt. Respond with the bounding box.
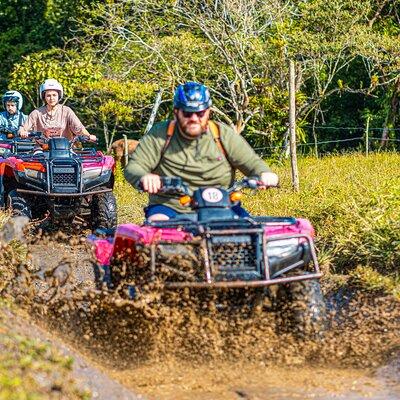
[21,105,85,140]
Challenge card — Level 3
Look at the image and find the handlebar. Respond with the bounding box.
[159,177,190,195]
[19,132,96,144]
[72,135,98,144]
[143,176,273,196]
[27,131,43,139]
[0,127,18,135]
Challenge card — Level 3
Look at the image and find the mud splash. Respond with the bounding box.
[5,226,400,399]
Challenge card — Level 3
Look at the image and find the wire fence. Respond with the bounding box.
[252,126,400,157]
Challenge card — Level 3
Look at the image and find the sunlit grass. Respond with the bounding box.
[0,302,90,400]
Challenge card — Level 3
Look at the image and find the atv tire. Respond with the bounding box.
[91,191,117,230]
[7,190,32,219]
[277,278,327,339]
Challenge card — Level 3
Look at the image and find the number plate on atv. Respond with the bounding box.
[53,167,75,174]
[202,188,223,203]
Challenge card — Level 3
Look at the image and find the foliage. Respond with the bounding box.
[0,0,93,89]
[79,78,159,149]
[2,0,400,152]
[8,49,102,110]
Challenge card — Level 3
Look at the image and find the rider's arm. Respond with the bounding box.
[124,122,168,190]
[20,113,28,126]
[80,126,97,142]
[219,124,270,175]
[65,107,96,141]
[18,110,38,137]
[219,123,278,186]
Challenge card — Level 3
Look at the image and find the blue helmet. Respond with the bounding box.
[173,82,212,112]
[2,90,23,111]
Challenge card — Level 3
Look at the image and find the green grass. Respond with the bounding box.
[114,152,400,294]
[0,302,90,400]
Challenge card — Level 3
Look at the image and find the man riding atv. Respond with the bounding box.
[0,90,27,139]
[93,82,326,337]
[124,81,279,217]
[19,78,97,142]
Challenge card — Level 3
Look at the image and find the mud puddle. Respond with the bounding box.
[106,360,400,400]
[24,232,400,400]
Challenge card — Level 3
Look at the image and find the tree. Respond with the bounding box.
[8,49,102,109]
[0,0,94,89]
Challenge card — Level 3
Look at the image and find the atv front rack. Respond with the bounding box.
[142,228,321,289]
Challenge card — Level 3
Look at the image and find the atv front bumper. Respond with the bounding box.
[115,226,322,289]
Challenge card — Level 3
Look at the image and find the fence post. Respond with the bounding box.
[365,115,370,156]
[123,134,128,166]
[289,60,300,192]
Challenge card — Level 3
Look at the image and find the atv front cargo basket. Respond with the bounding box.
[89,218,322,289]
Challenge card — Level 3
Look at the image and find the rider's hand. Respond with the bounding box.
[259,172,279,189]
[140,173,162,194]
[18,128,28,138]
[88,134,97,142]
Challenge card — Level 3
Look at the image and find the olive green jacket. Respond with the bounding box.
[124,120,271,212]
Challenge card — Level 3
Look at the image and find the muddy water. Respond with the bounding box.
[107,361,400,400]
[22,232,400,400]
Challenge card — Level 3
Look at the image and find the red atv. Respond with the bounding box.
[1,132,117,230]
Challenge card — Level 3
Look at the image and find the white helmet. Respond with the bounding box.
[39,78,63,101]
[2,90,23,110]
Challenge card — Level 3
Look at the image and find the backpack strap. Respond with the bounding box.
[153,119,232,172]
[152,120,176,172]
[208,120,227,157]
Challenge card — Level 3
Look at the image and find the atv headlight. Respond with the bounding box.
[83,167,102,180]
[267,238,299,257]
[25,168,44,180]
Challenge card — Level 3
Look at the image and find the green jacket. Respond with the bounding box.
[124,120,271,212]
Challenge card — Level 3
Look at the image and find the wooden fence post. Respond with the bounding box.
[365,115,370,156]
[289,60,300,192]
[123,134,128,166]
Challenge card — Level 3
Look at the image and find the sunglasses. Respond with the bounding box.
[182,110,207,118]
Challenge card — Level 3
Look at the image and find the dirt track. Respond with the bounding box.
[23,232,400,400]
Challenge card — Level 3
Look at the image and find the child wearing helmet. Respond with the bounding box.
[0,90,27,140]
[19,78,96,142]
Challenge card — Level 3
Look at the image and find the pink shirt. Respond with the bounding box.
[21,105,85,140]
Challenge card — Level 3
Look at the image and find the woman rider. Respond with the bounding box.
[19,78,96,141]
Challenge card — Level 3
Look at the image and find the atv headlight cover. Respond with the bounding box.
[25,168,44,180]
[83,167,102,180]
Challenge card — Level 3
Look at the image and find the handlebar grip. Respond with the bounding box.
[27,131,43,138]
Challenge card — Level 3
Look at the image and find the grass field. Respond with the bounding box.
[114,152,400,294]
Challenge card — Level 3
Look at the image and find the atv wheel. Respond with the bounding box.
[91,191,117,230]
[277,278,327,339]
[7,190,32,219]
